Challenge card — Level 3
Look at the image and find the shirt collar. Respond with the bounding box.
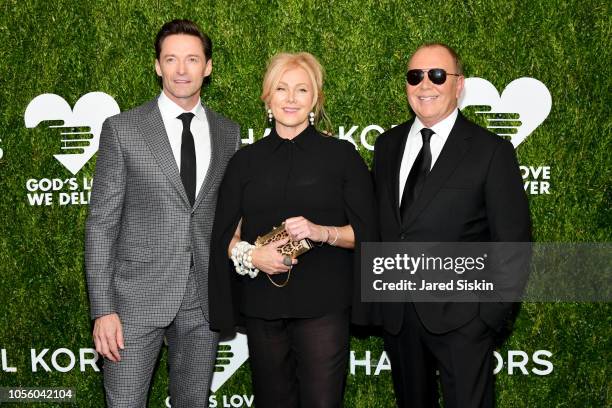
[410,108,459,143]
[270,124,317,152]
[158,91,207,122]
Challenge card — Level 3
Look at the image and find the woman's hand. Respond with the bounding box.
[284,216,328,242]
[251,237,298,275]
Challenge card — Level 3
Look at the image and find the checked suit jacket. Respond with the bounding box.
[85,98,240,327]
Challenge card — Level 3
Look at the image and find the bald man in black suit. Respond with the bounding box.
[373,43,531,407]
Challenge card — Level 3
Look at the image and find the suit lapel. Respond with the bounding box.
[390,121,413,224]
[402,113,472,228]
[139,101,191,209]
[193,106,225,211]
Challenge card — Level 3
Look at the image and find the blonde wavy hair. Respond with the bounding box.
[260,52,330,131]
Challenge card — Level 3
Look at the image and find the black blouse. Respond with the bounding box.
[209,125,376,331]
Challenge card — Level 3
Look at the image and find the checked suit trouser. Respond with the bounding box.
[103,272,219,408]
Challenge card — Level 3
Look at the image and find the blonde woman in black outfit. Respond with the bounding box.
[209,52,376,408]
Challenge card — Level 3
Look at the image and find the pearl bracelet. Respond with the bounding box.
[231,241,259,278]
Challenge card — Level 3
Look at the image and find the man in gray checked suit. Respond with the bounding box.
[85,19,240,407]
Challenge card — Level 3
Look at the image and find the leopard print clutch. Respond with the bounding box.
[255,223,313,258]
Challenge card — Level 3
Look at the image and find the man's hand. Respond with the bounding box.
[93,313,124,362]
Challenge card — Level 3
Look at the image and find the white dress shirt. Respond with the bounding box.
[398,108,459,201]
[157,91,211,198]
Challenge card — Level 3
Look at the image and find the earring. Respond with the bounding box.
[267,108,273,123]
[309,112,315,125]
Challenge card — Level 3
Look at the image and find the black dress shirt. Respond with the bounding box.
[209,125,376,330]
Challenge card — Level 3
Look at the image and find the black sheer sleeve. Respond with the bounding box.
[339,142,379,325]
[209,148,247,332]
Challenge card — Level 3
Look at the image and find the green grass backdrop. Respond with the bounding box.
[0,0,610,406]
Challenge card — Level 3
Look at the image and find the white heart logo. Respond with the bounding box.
[211,333,249,393]
[459,77,552,148]
[24,92,120,175]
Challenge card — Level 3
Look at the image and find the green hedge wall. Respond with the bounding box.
[0,0,609,406]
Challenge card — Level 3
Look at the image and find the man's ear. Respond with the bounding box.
[204,59,213,78]
[155,59,162,77]
[455,75,465,99]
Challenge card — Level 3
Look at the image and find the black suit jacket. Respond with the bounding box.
[373,112,531,335]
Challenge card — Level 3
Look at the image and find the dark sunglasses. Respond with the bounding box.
[406,68,461,86]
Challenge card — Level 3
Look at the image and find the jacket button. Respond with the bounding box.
[400,233,407,240]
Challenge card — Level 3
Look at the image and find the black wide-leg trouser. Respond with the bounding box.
[245,309,350,408]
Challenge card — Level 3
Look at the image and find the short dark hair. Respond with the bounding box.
[411,42,463,75]
[155,19,212,61]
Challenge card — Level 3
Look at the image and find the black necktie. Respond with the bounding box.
[177,112,196,206]
[400,128,434,220]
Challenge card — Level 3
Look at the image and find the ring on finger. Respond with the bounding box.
[282,255,292,267]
